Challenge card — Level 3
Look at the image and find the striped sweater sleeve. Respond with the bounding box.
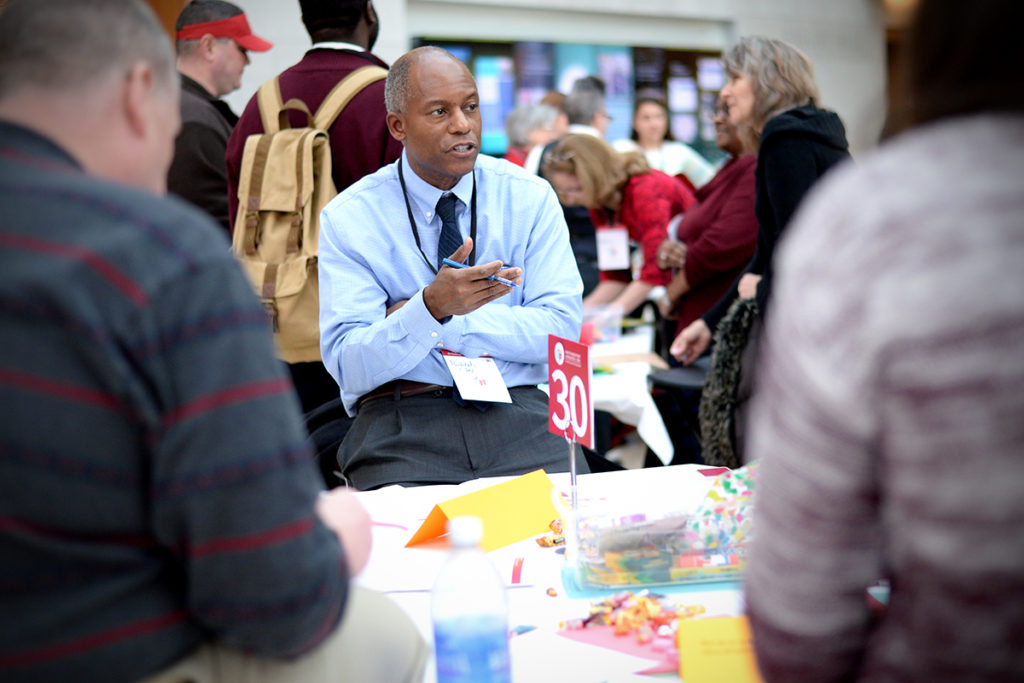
[142,255,348,657]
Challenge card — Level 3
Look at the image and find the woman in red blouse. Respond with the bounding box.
[543,134,695,315]
[655,99,759,336]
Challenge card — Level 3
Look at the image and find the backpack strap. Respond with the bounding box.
[312,65,387,131]
[257,76,285,133]
[241,133,274,255]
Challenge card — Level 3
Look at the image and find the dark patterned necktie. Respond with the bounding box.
[435,193,463,268]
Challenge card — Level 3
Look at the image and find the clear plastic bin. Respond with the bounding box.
[581,304,624,345]
[568,509,747,588]
[564,465,757,588]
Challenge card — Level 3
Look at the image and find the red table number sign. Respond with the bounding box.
[547,335,594,450]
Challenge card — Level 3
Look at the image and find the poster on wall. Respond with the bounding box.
[633,47,666,94]
[514,41,555,105]
[416,37,722,157]
[596,46,633,142]
[697,56,725,91]
[700,91,719,143]
[554,43,598,96]
[671,113,698,144]
[668,76,698,112]
[475,55,516,155]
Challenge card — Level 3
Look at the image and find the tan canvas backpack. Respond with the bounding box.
[232,65,387,362]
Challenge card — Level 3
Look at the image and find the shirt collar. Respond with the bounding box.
[310,41,366,52]
[567,123,602,138]
[0,120,82,173]
[179,73,216,101]
[400,149,474,221]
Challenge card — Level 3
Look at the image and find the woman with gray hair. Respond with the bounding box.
[670,36,850,465]
[503,103,559,167]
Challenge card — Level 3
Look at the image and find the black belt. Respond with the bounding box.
[357,380,452,408]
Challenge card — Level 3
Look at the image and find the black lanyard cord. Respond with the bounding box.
[397,157,477,273]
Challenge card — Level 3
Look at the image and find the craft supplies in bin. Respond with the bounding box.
[581,304,624,344]
[566,465,757,588]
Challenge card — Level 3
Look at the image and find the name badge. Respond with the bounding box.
[596,226,630,271]
[441,350,512,403]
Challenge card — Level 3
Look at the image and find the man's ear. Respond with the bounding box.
[386,111,406,142]
[199,33,217,62]
[122,61,154,138]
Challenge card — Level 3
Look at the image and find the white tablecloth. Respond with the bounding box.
[354,466,744,682]
[590,328,673,464]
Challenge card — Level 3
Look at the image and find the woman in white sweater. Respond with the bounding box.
[613,95,714,190]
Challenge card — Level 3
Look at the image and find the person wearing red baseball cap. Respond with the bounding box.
[168,0,273,232]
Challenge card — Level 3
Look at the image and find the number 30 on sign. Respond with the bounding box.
[547,335,594,450]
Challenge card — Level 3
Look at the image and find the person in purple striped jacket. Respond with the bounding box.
[0,1,426,681]
[744,0,1024,680]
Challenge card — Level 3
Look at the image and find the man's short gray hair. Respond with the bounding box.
[564,77,607,126]
[0,0,175,99]
[384,46,468,115]
[384,51,415,114]
[504,103,557,147]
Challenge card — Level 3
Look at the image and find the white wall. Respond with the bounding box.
[227,0,886,152]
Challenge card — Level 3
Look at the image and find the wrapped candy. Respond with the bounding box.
[684,463,758,550]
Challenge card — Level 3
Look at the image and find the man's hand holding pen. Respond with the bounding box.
[423,238,521,321]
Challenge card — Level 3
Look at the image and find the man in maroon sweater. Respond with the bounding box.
[226,0,402,419]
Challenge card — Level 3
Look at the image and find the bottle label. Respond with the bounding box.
[434,615,511,683]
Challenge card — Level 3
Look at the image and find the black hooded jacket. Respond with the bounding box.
[703,105,850,327]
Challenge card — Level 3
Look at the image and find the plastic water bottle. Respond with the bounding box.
[432,516,511,683]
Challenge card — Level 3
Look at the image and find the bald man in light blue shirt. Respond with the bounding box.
[318,47,585,489]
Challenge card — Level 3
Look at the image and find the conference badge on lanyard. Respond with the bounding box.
[441,350,512,403]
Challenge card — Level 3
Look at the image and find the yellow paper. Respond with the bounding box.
[405,470,558,551]
[678,616,763,683]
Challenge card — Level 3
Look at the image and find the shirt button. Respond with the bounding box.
[430,331,438,338]
[437,343,444,348]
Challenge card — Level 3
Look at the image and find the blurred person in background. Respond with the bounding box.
[745,0,1024,679]
[655,97,757,338]
[669,35,850,466]
[540,91,570,138]
[646,97,758,467]
[534,76,611,296]
[168,0,272,232]
[522,89,568,173]
[503,102,558,167]
[613,93,714,191]
[544,133,695,316]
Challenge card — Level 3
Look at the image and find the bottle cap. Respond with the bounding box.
[447,515,484,548]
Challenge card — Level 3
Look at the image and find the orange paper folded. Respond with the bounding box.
[405,469,558,551]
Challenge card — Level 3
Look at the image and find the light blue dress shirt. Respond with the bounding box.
[319,151,583,415]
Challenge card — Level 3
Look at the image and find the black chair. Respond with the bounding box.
[645,356,711,467]
[304,397,354,489]
[648,356,711,392]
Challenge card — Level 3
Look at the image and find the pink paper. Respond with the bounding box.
[636,658,679,675]
[557,625,676,663]
[699,467,730,477]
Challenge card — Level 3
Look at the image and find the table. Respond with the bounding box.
[354,465,745,682]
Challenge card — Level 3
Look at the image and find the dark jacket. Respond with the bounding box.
[167,74,237,233]
[703,105,850,328]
